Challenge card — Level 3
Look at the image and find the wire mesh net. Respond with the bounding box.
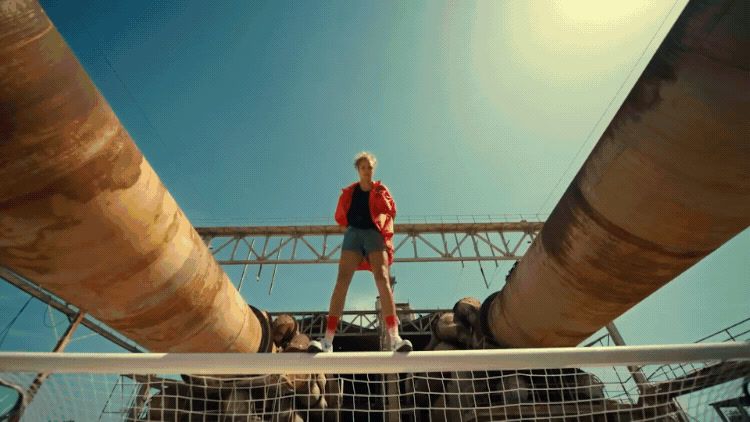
[1,346,748,421]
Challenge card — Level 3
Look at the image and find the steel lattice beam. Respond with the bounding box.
[0,267,144,353]
[197,222,542,265]
[268,309,445,338]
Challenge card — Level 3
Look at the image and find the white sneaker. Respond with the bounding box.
[307,338,334,353]
[390,336,413,352]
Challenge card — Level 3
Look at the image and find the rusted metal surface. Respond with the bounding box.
[483,0,750,347]
[0,0,262,352]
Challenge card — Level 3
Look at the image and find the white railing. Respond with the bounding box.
[1,343,747,375]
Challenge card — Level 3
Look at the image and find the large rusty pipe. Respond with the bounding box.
[482,0,749,347]
[0,0,263,352]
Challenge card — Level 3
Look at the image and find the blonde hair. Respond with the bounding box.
[353,151,377,169]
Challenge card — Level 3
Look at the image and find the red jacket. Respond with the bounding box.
[334,180,397,272]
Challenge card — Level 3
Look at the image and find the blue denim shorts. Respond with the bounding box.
[342,226,385,256]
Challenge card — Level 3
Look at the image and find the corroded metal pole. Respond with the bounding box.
[482,0,749,347]
[26,312,85,401]
[0,0,263,352]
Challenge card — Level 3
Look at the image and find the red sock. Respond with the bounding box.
[325,315,339,341]
[385,314,399,338]
[385,315,398,329]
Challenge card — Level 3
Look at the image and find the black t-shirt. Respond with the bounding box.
[347,184,377,229]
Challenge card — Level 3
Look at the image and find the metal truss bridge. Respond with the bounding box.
[197,221,543,265]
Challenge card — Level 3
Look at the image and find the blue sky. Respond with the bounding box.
[1,0,747,358]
